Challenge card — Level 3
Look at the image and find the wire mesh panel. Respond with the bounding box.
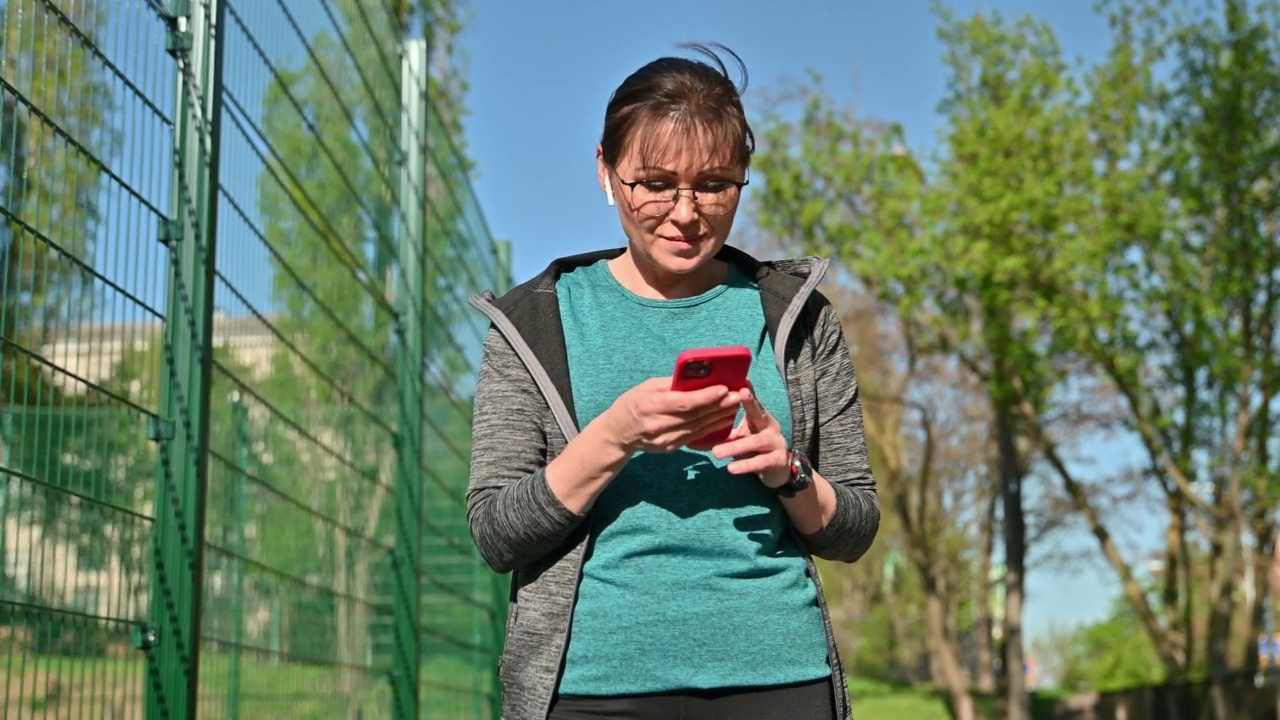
[204,0,406,716]
[1,0,506,718]
[203,1,508,719]
[1,0,174,716]
[416,87,510,720]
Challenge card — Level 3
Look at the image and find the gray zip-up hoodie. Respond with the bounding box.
[467,245,880,720]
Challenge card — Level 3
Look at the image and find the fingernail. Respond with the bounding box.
[727,393,740,403]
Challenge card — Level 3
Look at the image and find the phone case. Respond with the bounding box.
[670,345,752,450]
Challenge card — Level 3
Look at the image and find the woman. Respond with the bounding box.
[467,43,879,720]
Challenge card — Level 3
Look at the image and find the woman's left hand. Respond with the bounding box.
[710,381,791,490]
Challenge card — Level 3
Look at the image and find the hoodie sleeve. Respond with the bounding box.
[466,326,586,573]
[797,300,881,563]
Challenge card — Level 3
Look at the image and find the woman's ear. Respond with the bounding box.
[596,145,614,206]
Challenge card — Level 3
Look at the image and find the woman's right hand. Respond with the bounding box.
[601,378,741,455]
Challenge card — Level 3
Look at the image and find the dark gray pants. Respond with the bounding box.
[548,678,835,720]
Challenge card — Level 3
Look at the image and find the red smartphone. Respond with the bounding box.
[670,345,752,450]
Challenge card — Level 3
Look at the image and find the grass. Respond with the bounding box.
[0,650,495,719]
[848,677,1075,720]
[848,677,956,720]
[9,650,1085,720]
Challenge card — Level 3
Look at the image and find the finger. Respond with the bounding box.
[642,402,736,447]
[667,391,741,423]
[673,410,737,449]
[737,383,771,429]
[665,383,732,412]
[690,406,739,437]
[726,452,786,477]
[726,417,751,441]
[642,376,673,389]
[710,431,777,461]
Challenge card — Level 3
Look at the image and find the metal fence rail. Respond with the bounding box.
[0,1,509,718]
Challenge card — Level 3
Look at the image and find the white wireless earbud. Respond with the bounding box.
[605,178,616,207]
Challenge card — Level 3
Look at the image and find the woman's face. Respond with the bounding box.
[597,124,746,281]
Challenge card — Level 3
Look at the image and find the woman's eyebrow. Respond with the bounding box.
[633,165,737,174]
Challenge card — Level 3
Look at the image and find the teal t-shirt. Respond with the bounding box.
[555,259,830,696]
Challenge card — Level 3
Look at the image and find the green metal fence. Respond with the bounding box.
[0,1,510,718]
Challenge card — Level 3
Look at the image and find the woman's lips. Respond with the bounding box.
[662,235,704,245]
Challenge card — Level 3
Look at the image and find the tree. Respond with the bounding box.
[0,0,112,341]
[1035,598,1165,693]
[1142,4,1280,696]
[757,4,1279,717]
[0,1,126,655]
[249,1,474,714]
[254,20,405,714]
[1030,6,1280,711]
[837,289,992,720]
[0,0,115,593]
[755,8,1096,718]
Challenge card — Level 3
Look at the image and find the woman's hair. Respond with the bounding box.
[600,42,754,172]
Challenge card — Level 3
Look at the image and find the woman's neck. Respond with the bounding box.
[607,250,727,300]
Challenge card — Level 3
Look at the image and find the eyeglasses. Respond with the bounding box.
[613,170,749,218]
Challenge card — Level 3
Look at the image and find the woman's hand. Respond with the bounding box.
[602,377,741,455]
[710,382,791,489]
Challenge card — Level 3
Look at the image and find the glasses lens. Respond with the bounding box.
[697,195,734,216]
[631,185,675,217]
[627,184,742,217]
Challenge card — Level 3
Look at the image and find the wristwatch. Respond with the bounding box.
[774,449,814,498]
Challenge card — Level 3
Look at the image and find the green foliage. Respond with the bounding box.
[2,0,499,715]
[1044,600,1167,692]
[756,0,1280,694]
[757,13,1091,716]
[0,0,114,343]
[242,0,492,704]
[0,0,117,582]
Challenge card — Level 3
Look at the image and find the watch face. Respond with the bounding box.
[793,451,812,481]
[777,451,813,497]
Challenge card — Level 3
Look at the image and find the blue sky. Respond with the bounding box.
[458,1,1147,647]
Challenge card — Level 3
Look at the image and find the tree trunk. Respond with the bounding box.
[995,398,1029,720]
[1164,490,1190,672]
[1017,394,1190,679]
[975,467,997,693]
[335,478,361,719]
[1245,519,1271,671]
[925,583,976,720]
[1206,520,1241,720]
[885,577,913,682]
[347,550,373,720]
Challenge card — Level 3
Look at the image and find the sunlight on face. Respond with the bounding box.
[601,118,748,286]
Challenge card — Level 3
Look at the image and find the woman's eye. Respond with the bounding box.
[639,181,672,192]
[698,181,732,193]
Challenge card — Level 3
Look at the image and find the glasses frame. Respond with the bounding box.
[612,168,751,218]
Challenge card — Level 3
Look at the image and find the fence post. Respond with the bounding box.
[393,37,429,720]
[0,410,10,589]
[228,394,249,719]
[145,0,226,718]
